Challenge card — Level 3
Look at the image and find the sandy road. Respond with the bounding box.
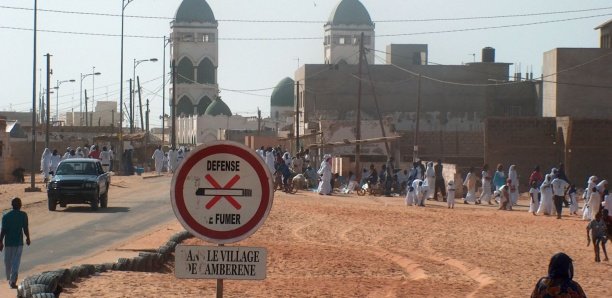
[0,174,176,297]
[59,190,611,298]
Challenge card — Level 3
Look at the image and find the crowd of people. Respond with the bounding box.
[150,146,189,175]
[40,145,114,181]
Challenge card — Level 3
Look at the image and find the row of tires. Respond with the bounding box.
[17,230,192,298]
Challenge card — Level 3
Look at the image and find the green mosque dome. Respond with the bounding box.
[204,98,232,116]
[175,0,217,24]
[270,77,295,107]
[327,0,373,26]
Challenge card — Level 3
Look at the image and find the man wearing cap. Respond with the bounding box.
[0,197,31,288]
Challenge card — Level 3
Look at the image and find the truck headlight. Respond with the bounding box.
[84,182,96,189]
[49,182,58,189]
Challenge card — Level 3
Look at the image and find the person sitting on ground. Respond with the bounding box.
[366,164,378,186]
[587,211,609,262]
[530,252,587,298]
[304,166,318,189]
[498,185,511,211]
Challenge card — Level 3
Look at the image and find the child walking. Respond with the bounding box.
[568,185,579,215]
[528,180,539,215]
[587,212,609,262]
[447,181,456,209]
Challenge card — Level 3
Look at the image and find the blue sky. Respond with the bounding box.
[1,0,610,129]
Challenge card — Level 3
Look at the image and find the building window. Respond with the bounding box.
[197,96,212,115]
[200,33,215,43]
[181,33,194,42]
[177,96,194,117]
[197,58,216,84]
[339,37,346,45]
[177,57,195,84]
[506,106,522,117]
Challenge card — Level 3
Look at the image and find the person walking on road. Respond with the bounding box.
[0,197,31,289]
[152,146,165,175]
[433,160,446,201]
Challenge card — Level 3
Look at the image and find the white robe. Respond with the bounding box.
[41,149,52,179]
[447,186,456,208]
[152,149,165,174]
[405,189,415,206]
[464,173,477,203]
[168,150,178,173]
[425,164,435,199]
[479,170,492,203]
[50,155,62,173]
[582,177,598,220]
[588,192,601,220]
[317,160,332,195]
[569,192,579,214]
[528,187,539,213]
[265,152,275,174]
[537,181,554,215]
[508,166,519,205]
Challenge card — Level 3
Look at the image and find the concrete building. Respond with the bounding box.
[324,0,375,65]
[170,0,219,118]
[292,0,538,164]
[65,101,120,127]
[542,22,612,118]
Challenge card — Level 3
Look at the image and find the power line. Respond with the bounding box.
[2,12,612,41]
[2,5,611,23]
[377,13,612,38]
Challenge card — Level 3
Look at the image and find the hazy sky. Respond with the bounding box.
[1,0,611,129]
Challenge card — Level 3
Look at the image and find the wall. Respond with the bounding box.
[296,62,537,137]
[484,117,564,191]
[543,48,612,118]
[562,118,612,185]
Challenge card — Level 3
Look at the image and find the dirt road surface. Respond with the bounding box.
[49,188,610,297]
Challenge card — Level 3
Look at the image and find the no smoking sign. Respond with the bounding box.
[171,141,274,244]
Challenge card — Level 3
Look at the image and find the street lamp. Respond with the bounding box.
[133,57,158,132]
[54,79,75,122]
[162,36,171,145]
[80,71,101,126]
[119,0,135,175]
[26,0,39,192]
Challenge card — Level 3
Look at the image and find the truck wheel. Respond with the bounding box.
[100,187,108,208]
[90,189,99,211]
[48,197,57,211]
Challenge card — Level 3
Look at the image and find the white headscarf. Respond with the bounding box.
[508,165,518,185]
[597,180,608,193]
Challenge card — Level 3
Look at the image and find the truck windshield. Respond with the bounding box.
[56,162,97,175]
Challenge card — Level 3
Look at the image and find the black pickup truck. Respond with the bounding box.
[47,158,111,211]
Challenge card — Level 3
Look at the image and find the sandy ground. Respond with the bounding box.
[37,187,610,298]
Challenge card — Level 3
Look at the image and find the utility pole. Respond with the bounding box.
[84,90,89,127]
[44,53,51,148]
[257,108,261,135]
[27,0,39,192]
[129,79,134,133]
[145,98,150,167]
[138,76,144,131]
[413,74,422,162]
[295,81,300,152]
[355,32,364,181]
[162,36,168,145]
[171,59,177,149]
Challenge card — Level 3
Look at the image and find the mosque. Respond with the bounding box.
[170,0,537,159]
[168,0,612,185]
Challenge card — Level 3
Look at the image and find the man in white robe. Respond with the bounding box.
[167,149,178,173]
[317,154,332,195]
[152,146,165,175]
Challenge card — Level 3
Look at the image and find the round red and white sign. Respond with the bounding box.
[170,141,274,244]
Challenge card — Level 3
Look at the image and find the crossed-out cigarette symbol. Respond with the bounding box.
[195,174,252,210]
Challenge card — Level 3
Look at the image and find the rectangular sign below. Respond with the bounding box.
[175,245,267,280]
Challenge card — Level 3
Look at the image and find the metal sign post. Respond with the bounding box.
[171,141,274,297]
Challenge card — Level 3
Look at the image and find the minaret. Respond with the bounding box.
[324,0,375,65]
[171,0,219,117]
